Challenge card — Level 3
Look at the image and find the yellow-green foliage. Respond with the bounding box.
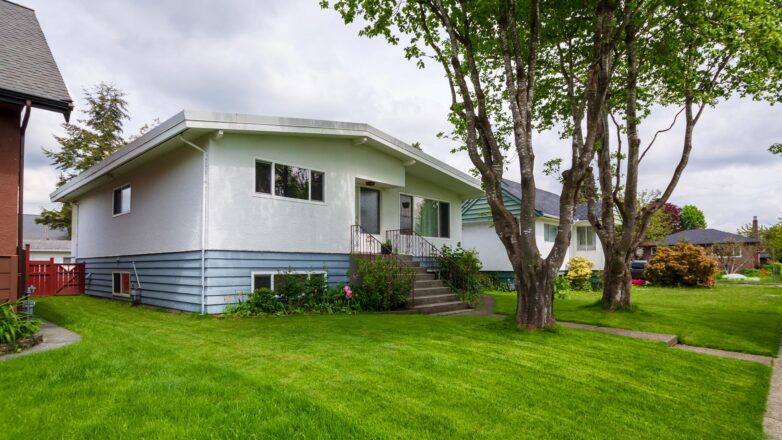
[566,256,593,290]
[645,243,717,287]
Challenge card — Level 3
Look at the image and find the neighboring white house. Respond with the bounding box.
[51,110,483,314]
[23,214,71,262]
[461,179,605,283]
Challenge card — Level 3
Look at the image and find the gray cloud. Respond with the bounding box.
[19,0,782,233]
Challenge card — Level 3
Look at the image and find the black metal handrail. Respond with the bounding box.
[385,229,472,295]
[350,225,417,303]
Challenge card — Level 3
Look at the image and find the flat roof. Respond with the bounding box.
[51,110,483,201]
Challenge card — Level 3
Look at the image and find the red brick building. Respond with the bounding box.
[0,0,72,301]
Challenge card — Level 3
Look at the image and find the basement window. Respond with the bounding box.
[113,184,131,216]
[250,272,327,291]
[112,272,131,296]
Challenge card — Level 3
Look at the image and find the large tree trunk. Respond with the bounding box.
[515,265,555,329]
[601,251,632,310]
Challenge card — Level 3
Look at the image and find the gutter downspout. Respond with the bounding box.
[18,100,32,297]
[179,135,208,315]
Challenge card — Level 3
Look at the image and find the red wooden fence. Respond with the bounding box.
[24,244,84,296]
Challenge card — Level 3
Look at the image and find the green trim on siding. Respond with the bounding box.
[462,189,542,223]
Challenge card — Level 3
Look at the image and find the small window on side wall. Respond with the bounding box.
[577,226,596,251]
[112,272,130,296]
[113,185,131,216]
[544,224,558,242]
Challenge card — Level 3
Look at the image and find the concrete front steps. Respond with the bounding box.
[397,255,471,314]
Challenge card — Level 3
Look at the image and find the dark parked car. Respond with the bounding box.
[630,260,647,280]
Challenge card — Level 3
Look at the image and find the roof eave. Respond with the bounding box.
[50,110,483,202]
[0,88,72,121]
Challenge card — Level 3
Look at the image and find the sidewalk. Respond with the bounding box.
[0,320,80,362]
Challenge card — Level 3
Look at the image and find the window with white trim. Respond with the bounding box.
[255,160,325,202]
[113,185,131,216]
[251,272,327,291]
[412,196,450,238]
[112,272,131,296]
[544,224,557,242]
[577,226,596,251]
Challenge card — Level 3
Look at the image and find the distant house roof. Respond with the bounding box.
[462,178,596,223]
[25,239,70,252]
[0,0,72,118]
[662,228,759,246]
[22,214,68,240]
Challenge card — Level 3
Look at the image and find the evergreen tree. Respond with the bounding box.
[37,83,129,236]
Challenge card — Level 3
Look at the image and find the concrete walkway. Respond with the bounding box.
[766,340,782,439]
[0,320,80,362]
[456,295,775,365]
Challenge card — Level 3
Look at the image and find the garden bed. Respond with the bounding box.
[0,333,43,356]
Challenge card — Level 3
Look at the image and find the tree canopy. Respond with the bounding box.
[680,205,707,230]
[37,83,130,235]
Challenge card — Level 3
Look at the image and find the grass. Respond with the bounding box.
[0,295,772,439]
[488,284,782,356]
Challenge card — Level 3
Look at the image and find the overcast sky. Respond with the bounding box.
[20,0,782,232]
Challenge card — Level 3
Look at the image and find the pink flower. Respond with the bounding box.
[344,285,353,299]
[631,279,646,286]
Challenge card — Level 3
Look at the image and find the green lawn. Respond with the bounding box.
[489,285,782,356]
[0,296,772,439]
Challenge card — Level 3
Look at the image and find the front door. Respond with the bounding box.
[400,194,413,233]
[359,187,380,234]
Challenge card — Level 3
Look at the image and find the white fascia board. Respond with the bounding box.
[182,111,482,194]
[50,112,188,202]
[51,110,483,202]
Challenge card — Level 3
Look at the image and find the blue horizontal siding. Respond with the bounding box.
[80,250,351,314]
[80,251,203,312]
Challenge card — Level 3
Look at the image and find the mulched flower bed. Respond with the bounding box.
[0,333,43,356]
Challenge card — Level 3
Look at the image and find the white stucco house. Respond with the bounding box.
[51,111,483,313]
[461,179,605,284]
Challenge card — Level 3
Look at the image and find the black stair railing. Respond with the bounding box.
[385,229,471,296]
[350,225,417,303]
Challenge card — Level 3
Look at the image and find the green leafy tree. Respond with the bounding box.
[739,218,782,262]
[37,83,130,236]
[681,205,707,230]
[578,0,780,309]
[770,143,781,156]
[322,0,636,329]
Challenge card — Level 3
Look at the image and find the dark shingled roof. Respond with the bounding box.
[663,228,759,246]
[22,214,68,240]
[501,179,595,220]
[0,0,71,117]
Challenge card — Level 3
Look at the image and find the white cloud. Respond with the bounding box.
[18,0,782,233]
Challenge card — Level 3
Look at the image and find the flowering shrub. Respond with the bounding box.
[566,256,593,291]
[644,243,717,287]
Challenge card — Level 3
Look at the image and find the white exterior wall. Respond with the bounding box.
[569,221,605,270]
[206,133,463,254]
[73,146,203,258]
[462,219,604,272]
[29,251,71,263]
